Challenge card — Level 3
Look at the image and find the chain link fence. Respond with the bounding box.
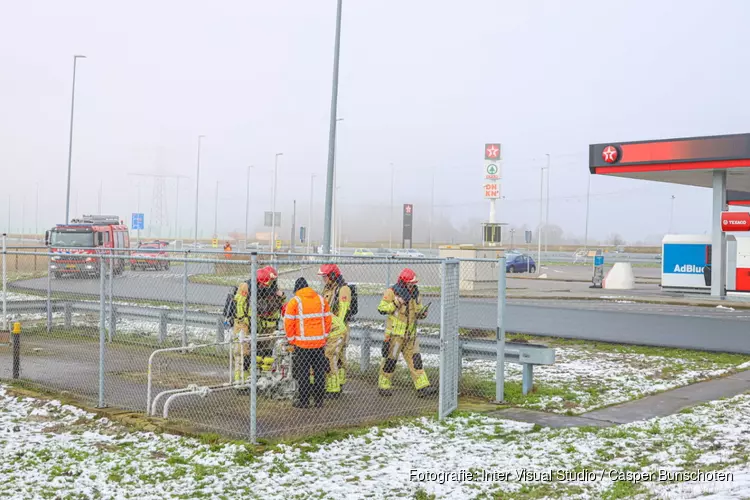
[0,242,519,441]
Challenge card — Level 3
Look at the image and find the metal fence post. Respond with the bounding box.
[495,257,507,403]
[98,256,106,408]
[2,233,6,332]
[250,252,258,443]
[182,251,188,348]
[46,251,52,333]
[108,257,114,342]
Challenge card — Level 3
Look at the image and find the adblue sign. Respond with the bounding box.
[663,243,708,275]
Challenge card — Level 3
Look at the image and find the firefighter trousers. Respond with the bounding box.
[324,335,345,393]
[292,347,327,405]
[378,334,430,392]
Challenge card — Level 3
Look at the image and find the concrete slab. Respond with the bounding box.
[486,408,612,428]
[583,374,750,424]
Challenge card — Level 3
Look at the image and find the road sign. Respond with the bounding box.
[402,204,413,248]
[211,238,218,248]
[131,213,144,230]
[483,143,502,200]
[721,211,750,231]
[275,239,282,250]
[264,212,281,227]
[591,250,604,288]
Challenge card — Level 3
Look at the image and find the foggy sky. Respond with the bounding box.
[2,0,749,244]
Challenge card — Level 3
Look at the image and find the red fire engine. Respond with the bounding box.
[45,215,131,278]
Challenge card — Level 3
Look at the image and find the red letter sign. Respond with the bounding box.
[721,211,750,231]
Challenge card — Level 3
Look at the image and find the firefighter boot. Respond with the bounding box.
[417,386,438,398]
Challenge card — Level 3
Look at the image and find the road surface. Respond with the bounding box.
[9,269,750,353]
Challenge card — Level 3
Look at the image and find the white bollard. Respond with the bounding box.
[603,262,635,290]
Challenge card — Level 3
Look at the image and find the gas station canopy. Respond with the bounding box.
[589,133,750,203]
[589,132,750,297]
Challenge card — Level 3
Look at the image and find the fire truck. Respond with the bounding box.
[45,215,131,278]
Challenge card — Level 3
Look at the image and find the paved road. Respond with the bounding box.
[10,270,750,354]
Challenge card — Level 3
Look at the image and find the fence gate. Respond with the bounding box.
[439,258,460,419]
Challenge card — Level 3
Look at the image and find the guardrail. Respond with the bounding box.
[7,299,555,395]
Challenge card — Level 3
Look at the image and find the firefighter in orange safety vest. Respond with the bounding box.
[284,277,332,408]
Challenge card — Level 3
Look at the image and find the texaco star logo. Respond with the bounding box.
[602,146,618,163]
[486,144,500,159]
[405,205,412,214]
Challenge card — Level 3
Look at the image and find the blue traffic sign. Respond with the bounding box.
[594,255,604,266]
[131,213,144,230]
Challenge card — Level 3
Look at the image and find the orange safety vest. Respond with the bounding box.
[283,288,332,349]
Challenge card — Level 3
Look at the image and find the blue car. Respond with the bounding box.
[506,253,536,273]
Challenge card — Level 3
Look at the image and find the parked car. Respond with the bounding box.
[130,241,170,271]
[506,253,536,273]
[375,248,396,257]
[353,248,374,257]
[394,249,425,258]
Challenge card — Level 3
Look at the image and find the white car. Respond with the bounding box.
[395,249,425,258]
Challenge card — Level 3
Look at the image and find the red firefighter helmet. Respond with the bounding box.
[317,263,342,279]
[398,268,418,284]
[256,266,278,286]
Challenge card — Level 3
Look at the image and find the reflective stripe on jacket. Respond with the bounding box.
[322,284,351,338]
[235,284,281,331]
[377,287,424,337]
[283,287,332,348]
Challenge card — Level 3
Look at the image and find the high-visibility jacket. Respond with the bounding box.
[283,287,332,349]
[322,283,351,339]
[235,283,283,332]
[377,287,426,337]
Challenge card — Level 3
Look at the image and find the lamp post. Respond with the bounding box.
[270,153,283,251]
[545,154,550,252]
[245,165,254,246]
[213,181,219,238]
[669,195,676,233]
[64,54,86,224]
[389,162,394,249]
[193,135,205,246]
[322,0,344,254]
[307,174,315,254]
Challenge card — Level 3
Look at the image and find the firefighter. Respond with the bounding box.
[318,264,351,396]
[377,268,437,397]
[284,277,331,408]
[233,266,286,384]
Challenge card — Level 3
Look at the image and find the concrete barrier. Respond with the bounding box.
[603,262,635,290]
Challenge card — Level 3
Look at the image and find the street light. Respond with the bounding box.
[389,162,394,249]
[322,0,344,254]
[545,154,550,252]
[245,165,254,246]
[64,54,86,224]
[584,173,592,249]
[307,174,315,254]
[537,165,547,272]
[331,118,343,254]
[193,135,205,246]
[271,153,283,251]
[213,180,220,238]
[669,195,676,233]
